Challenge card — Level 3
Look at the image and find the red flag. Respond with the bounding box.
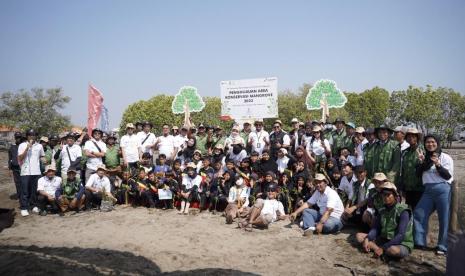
[87,84,104,136]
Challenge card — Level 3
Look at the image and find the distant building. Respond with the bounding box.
[0,125,20,142]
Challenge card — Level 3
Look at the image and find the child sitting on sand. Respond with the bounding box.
[239,184,287,231]
[225,176,250,224]
[179,163,202,214]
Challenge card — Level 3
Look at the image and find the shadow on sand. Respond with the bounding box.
[0,245,259,275]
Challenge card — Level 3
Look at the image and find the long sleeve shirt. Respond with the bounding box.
[367,206,410,249]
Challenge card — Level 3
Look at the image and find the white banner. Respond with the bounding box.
[220,77,278,120]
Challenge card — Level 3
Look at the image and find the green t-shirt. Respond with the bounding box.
[105,145,121,168]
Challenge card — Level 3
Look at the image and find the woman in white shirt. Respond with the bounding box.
[305,125,331,171]
[413,134,454,255]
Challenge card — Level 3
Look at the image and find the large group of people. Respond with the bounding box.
[7,117,454,259]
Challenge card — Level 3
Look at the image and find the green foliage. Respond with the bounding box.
[0,88,71,135]
[121,95,230,135]
[120,84,465,138]
[344,87,390,127]
[171,86,205,114]
[306,79,347,110]
[389,85,465,138]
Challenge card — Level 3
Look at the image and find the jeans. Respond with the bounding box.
[413,182,451,252]
[302,208,343,234]
[19,175,41,210]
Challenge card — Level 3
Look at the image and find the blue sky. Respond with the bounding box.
[1,0,464,128]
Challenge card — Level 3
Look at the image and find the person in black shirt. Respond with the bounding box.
[8,132,23,199]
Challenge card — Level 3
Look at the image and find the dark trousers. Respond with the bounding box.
[19,175,41,210]
[11,169,21,197]
[142,190,158,208]
[210,195,228,212]
[405,190,423,210]
[37,194,59,212]
[84,190,102,208]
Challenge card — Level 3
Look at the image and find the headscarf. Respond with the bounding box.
[420,134,442,172]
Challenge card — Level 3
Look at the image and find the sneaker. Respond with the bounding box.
[32,207,40,214]
[21,210,30,217]
[40,210,47,216]
[303,226,315,237]
[436,250,447,256]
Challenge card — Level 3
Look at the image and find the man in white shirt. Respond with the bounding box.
[248,120,270,156]
[290,173,344,236]
[155,124,176,161]
[57,133,82,179]
[17,129,45,216]
[37,165,62,216]
[85,165,115,208]
[120,123,142,170]
[84,128,107,181]
[137,121,156,156]
[173,126,189,157]
[239,184,287,230]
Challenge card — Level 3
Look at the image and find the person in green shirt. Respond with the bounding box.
[331,118,347,157]
[363,128,377,179]
[374,125,397,177]
[401,128,424,209]
[57,168,85,212]
[104,134,121,170]
[356,182,413,259]
[390,126,409,191]
[344,122,356,154]
[195,123,209,155]
[212,125,226,150]
[240,121,252,154]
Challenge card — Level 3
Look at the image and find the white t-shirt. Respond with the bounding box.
[84,139,107,170]
[248,130,270,155]
[261,199,285,222]
[305,138,331,156]
[228,149,247,165]
[173,134,188,148]
[18,142,45,176]
[157,135,176,160]
[85,173,111,192]
[120,134,141,163]
[339,174,356,201]
[422,153,454,184]
[276,156,290,173]
[182,174,202,190]
[59,144,82,172]
[137,131,156,155]
[307,186,344,219]
[355,139,368,166]
[37,176,62,198]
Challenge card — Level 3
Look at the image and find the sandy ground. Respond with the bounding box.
[1,149,462,276]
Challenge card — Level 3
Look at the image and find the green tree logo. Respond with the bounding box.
[306,79,347,110]
[171,86,205,114]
